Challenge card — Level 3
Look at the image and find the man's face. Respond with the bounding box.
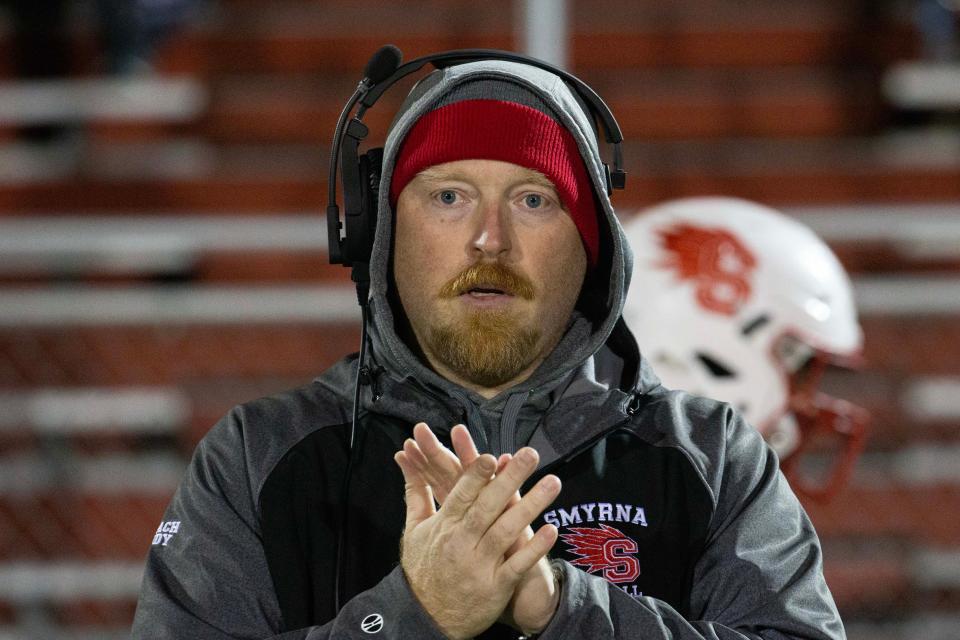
[393,159,588,396]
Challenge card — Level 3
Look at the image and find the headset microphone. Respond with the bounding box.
[364,44,402,87]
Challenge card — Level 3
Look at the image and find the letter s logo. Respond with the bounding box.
[561,524,642,585]
[602,538,640,583]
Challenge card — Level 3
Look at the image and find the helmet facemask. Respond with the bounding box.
[776,335,870,502]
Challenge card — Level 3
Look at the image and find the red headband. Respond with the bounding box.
[389,99,599,267]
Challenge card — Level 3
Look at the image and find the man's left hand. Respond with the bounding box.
[397,423,562,636]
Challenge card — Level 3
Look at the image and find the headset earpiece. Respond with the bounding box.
[349,148,382,264]
[338,126,384,273]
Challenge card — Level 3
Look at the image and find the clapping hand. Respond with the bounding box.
[395,423,562,637]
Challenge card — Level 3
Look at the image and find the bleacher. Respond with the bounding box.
[1,1,959,637]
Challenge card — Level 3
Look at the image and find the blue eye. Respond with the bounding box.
[524,194,543,208]
[438,190,458,205]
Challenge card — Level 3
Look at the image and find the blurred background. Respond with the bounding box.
[0,0,959,638]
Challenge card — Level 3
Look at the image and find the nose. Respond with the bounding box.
[470,199,513,259]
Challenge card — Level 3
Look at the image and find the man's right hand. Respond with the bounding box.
[395,442,561,639]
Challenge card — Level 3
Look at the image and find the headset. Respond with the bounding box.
[326,44,626,614]
[327,45,627,299]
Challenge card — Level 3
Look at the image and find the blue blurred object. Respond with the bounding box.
[916,0,959,61]
[98,0,206,73]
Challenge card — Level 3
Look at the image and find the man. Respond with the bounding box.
[620,197,869,502]
[132,58,845,639]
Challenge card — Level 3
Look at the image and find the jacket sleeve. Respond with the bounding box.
[130,409,448,640]
[538,411,846,640]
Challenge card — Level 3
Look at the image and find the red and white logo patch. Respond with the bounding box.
[657,223,757,316]
[560,523,641,584]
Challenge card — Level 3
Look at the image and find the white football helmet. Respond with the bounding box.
[622,197,869,501]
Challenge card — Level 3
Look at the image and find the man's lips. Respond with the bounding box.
[462,284,513,297]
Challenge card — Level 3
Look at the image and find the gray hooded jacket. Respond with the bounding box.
[131,60,845,640]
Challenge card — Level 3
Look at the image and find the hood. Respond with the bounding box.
[365,58,642,410]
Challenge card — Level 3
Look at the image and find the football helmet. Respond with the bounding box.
[622,197,869,502]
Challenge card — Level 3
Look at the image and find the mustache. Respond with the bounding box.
[438,262,535,300]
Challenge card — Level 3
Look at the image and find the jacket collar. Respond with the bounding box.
[350,324,661,463]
